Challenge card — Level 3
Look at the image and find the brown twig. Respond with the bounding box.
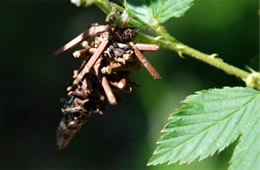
[134,46,161,80]
[73,39,109,85]
[101,76,117,105]
[118,78,126,89]
[73,48,90,58]
[101,62,122,74]
[134,43,159,51]
[81,41,89,48]
[53,24,107,58]
[84,39,109,74]
[109,78,126,89]
[93,56,103,78]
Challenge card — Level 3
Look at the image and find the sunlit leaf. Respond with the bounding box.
[148,87,260,168]
[125,0,194,25]
[229,96,260,170]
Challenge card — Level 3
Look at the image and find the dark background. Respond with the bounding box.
[1,0,259,169]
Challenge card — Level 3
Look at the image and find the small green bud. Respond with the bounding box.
[245,72,260,90]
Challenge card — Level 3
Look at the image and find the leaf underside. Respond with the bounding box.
[148,87,260,170]
[125,0,194,25]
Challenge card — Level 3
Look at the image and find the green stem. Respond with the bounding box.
[134,33,250,79]
[95,0,122,26]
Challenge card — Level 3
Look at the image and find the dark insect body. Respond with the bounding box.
[54,23,160,149]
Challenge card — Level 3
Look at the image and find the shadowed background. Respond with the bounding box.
[1,0,259,169]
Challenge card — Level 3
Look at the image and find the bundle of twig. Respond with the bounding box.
[54,23,160,149]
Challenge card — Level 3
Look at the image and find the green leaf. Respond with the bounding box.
[125,0,194,25]
[148,87,260,168]
[229,96,260,170]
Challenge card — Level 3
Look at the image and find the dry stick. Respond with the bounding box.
[84,39,109,73]
[81,41,89,48]
[53,25,107,58]
[118,78,126,89]
[109,81,121,89]
[73,48,90,58]
[73,39,109,85]
[110,78,132,93]
[134,44,159,51]
[91,57,107,102]
[134,46,161,80]
[109,78,126,89]
[111,84,132,93]
[101,62,122,74]
[93,57,102,76]
[72,60,87,80]
[101,76,117,105]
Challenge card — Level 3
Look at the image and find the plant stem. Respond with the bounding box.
[134,33,250,79]
[95,0,122,26]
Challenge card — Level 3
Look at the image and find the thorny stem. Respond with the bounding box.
[134,33,250,79]
[73,0,260,89]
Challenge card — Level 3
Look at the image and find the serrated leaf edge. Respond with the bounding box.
[147,87,259,166]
